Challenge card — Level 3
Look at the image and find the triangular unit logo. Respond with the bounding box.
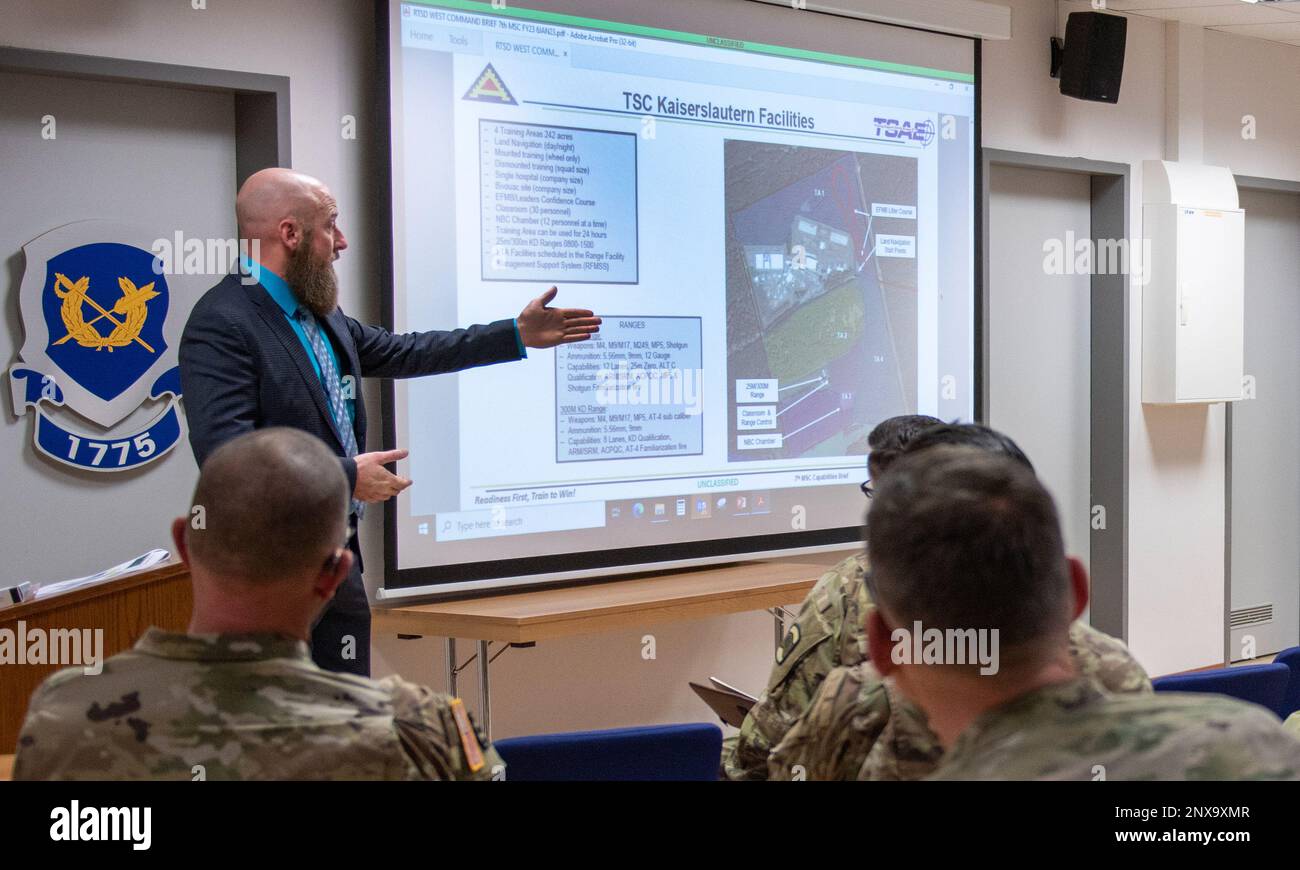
[463,63,517,105]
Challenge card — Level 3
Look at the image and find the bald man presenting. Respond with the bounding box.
[180,168,600,675]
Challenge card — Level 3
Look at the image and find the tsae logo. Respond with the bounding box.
[872,117,936,146]
[7,221,196,471]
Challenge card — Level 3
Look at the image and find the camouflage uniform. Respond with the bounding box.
[767,620,1152,781]
[14,628,500,781]
[1069,620,1152,694]
[1286,711,1300,739]
[722,551,870,780]
[929,678,1300,780]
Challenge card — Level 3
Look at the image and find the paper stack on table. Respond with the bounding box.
[34,548,172,599]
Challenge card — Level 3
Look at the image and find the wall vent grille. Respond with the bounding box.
[1229,604,1273,629]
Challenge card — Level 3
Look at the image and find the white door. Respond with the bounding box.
[988,165,1092,569]
[1230,188,1300,658]
[1175,207,1244,402]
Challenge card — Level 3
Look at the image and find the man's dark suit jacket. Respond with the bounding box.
[181,272,521,490]
[178,272,523,672]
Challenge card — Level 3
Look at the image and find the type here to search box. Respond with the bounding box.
[434,500,605,542]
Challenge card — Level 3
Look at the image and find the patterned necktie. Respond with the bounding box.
[294,307,363,518]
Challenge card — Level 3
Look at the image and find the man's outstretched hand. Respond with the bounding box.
[516,287,601,349]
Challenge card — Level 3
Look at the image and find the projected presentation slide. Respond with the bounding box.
[387,0,976,588]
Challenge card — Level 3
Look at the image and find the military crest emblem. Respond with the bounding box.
[463,63,516,105]
[8,221,190,471]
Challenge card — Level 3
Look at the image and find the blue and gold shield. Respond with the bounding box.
[8,221,192,471]
[41,242,170,403]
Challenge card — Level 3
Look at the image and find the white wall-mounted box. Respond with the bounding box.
[1141,161,1244,404]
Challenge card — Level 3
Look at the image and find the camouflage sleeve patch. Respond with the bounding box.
[775,622,802,667]
[767,620,832,691]
[385,677,503,781]
[767,563,850,695]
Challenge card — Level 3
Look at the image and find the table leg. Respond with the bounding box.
[478,639,492,740]
[445,637,457,697]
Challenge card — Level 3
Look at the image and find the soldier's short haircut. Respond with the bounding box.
[865,446,1071,650]
[187,428,350,584]
[901,422,1035,473]
[866,414,942,478]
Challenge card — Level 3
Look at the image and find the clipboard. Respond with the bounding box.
[689,677,758,728]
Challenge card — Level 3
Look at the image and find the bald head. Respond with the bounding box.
[236,168,330,241]
[236,168,347,316]
[187,428,350,585]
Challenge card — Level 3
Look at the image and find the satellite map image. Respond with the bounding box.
[724,140,920,462]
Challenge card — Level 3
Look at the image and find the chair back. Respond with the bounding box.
[494,723,722,781]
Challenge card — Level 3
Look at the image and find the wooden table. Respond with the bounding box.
[373,549,853,737]
[0,562,192,752]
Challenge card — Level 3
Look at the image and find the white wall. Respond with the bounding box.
[2,0,1295,735]
[984,0,1298,675]
[1204,31,1300,183]
[1,0,382,562]
[0,71,230,582]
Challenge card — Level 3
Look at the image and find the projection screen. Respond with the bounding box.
[379,0,978,598]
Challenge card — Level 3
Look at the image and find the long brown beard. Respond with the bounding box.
[285,229,338,317]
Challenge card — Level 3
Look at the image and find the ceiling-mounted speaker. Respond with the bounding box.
[1049,11,1127,104]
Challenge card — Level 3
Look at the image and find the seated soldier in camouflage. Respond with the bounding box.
[726,418,1150,780]
[722,415,940,780]
[768,424,1151,780]
[850,447,1300,780]
[15,428,499,781]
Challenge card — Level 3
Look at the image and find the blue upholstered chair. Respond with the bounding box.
[494,723,723,781]
[1271,645,1300,719]
[1152,662,1291,720]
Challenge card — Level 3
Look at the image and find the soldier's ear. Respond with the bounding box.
[315,549,352,600]
[172,517,191,568]
[1067,557,1089,621]
[867,607,897,678]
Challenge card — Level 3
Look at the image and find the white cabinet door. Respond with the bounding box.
[1175,207,1244,401]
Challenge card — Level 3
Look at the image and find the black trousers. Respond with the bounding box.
[310,530,371,676]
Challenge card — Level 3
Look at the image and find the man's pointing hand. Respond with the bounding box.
[354,449,411,502]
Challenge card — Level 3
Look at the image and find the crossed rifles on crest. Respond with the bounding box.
[51,271,159,353]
